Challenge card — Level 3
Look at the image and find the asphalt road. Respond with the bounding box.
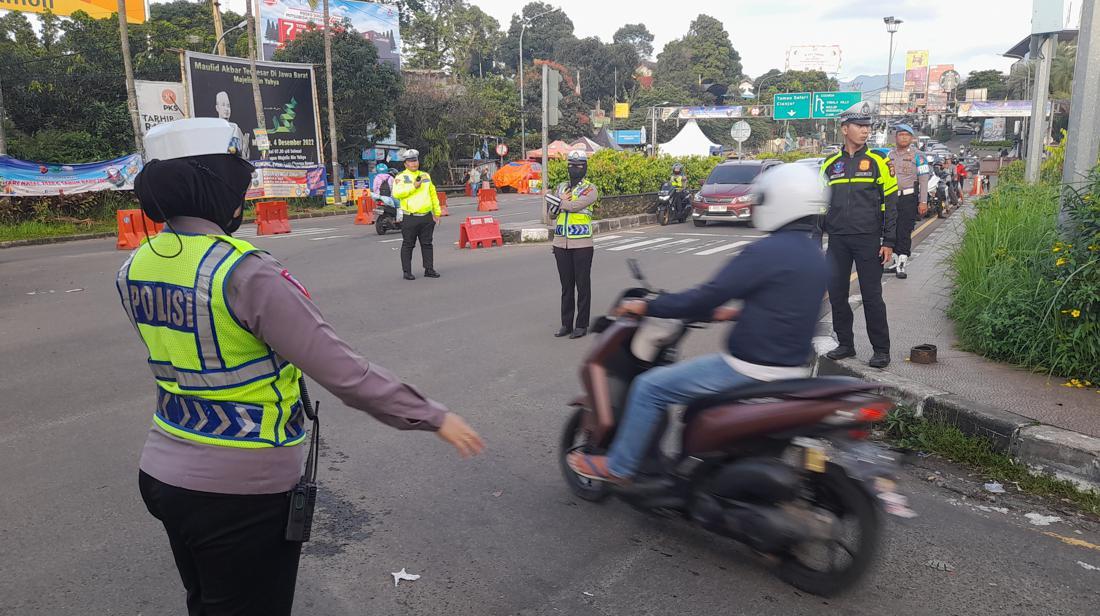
[2,212,1099,616]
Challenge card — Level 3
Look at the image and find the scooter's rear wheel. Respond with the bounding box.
[559,408,612,502]
[775,465,881,596]
[375,215,388,235]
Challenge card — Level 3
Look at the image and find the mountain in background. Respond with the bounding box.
[840,73,905,94]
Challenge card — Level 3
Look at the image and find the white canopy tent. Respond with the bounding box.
[658,120,720,157]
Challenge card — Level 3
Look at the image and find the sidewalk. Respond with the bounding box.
[816,202,1100,489]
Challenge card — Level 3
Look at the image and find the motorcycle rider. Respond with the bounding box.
[567,164,830,483]
[669,163,687,213]
[371,162,400,222]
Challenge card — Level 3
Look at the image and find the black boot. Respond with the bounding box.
[569,327,588,339]
[826,345,856,360]
[403,272,416,281]
[424,269,440,278]
[554,326,571,337]
[869,352,891,368]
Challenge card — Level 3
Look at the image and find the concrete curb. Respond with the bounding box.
[501,213,657,245]
[817,354,1100,492]
[0,209,358,249]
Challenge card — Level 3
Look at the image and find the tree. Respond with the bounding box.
[962,69,1009,100]
[613,23,654,60]
[499,2,574,71]
[654,15,743,95]
[752,69,837,105]
[276,26,401,166]
[554,37,639,105]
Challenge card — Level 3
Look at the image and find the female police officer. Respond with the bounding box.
[118,118,483,615]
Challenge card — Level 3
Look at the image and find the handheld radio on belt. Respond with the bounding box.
[286,378,320,542]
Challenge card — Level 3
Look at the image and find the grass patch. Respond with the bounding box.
[884,408,1100,515]
[0,220,116,242]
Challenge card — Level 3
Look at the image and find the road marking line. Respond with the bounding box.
[597,236,649,248]
[695,240,749,256]
[380,238,403,243]
[593,235,623,243]
[637,238,697,251]
[677,240,721,253]
[308,235,350,241]
[1043,531,1100,552]
[607,237,672,251]
[673,232,740,237]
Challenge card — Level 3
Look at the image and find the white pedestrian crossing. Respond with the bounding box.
[606,237,673,251]
[695,240,750,256]
[235,227,340,240]
[592,234,760,257]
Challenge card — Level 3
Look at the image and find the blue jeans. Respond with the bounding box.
[607,354,758,478]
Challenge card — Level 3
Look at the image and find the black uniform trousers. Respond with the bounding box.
[139,471,302,616]
[895,191,919,257]
[553,246,594,330]
[827,233,890,354]
[400,213,435,274]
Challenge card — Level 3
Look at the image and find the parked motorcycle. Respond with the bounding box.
[927,170,947,219]
[656,182,691,226]
[559,260,915,596]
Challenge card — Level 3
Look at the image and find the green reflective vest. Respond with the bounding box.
[117,232,305,449]
[554,180,597,239]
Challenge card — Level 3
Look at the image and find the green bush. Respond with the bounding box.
[547,150,722,195]
[949,174,1099,381]
[754,151,819,163]
[0,191,137,225]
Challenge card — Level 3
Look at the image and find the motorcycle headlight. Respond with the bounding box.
[693,193,703,202]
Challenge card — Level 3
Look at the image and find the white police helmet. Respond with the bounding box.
[143,118,246,162]
[567,150,588,163]
[402,148,420,161]
[750,163,829,232]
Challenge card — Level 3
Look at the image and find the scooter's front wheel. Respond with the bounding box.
[775,465,881,596]
[559,408,613,502]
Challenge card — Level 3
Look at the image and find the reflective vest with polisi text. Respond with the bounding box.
[116,232,305,449]
[554,180,597,239]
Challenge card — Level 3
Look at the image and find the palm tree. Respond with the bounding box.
[1050,41,1076,100]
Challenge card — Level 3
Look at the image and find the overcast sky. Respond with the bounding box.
[194,0,1033,80]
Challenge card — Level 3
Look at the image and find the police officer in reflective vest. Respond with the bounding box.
[120,119,483,615]
[820,104,899,368]
[547,151,599,339]
[392,148,442,281]
[886,124,929,279]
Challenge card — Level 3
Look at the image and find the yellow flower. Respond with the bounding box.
[1056,257,1068,267]
[1089,245,1099,252]
[1053,243,1063,253]
[1072,309,1082,318]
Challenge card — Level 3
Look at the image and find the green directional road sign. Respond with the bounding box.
[772,93,812,120]
[812,91,863,118]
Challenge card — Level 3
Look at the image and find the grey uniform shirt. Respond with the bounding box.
[888,145,930,204]
[138,216,448,495]
[551,181,599,250]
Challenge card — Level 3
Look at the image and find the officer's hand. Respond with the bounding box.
[433,215,440,224]
[712,306,740,322]
[614,299,648,317]
[880,246,894,266]
[437,413,485,458]
[918,202,928,217]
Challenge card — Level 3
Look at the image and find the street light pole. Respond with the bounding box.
[517,7,559,159]
[884,17,902,96]
[212,20,247,55]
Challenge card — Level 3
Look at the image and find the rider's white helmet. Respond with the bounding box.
[143,118,247,162]
[750,163,829,232]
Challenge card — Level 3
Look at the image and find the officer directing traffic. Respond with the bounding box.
[392,148,443,280]
[548,150,599,339]
[886,124,929,279]
[119,119,483,615]
[820,103,899,368]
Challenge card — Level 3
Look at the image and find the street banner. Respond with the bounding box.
[957,100,1048,118]
[0,154,142,197]
[903,50,929,104]
[613,130,644,145]
[184,51,322,167]
[135,80,186,137]
[983,118,1007,141]
[0,0,146,23]
[259,0,401,68]
[678,106,743,119]
[784,44,842,74]
[926,64,954,112]
[246,163,326,200]
[613,102,630,119]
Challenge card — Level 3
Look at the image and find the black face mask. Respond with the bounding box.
[223,206,244,235]
[568,164,586,185]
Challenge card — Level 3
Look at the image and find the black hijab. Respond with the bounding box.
[135,154,255,234]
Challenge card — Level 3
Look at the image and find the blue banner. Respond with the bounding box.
[614,130,644,145]
[0,154,142,197]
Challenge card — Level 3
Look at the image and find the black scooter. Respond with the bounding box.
[656,182,691,226]
[374,199,401,235]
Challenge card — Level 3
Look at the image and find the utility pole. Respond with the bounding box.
[1060,0,1100,234]
[117,0,144,157]
[541,63,550,225]
[1025,33,1054,183]
[0,73,7,155]
[212,0,228,55]
[323,0,342,203]
[244,0,267,157]
[651,106,658,157]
